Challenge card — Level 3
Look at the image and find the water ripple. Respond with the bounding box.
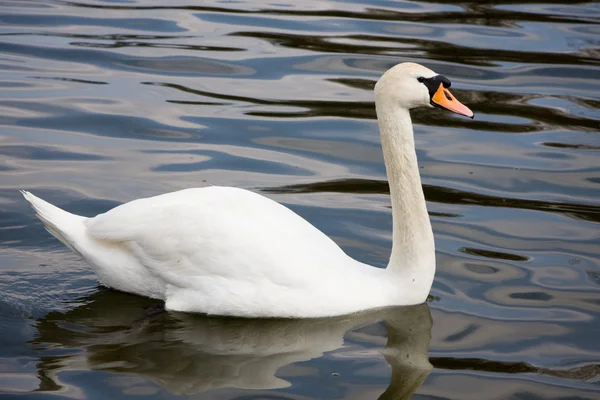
[0,0,599,399]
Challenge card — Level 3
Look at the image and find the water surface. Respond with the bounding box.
[1,0,599,399]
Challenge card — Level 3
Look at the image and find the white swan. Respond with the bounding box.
[22,62,473,318]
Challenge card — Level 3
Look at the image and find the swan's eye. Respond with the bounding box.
[417,77,425,83]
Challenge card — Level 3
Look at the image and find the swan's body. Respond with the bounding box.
[23,62,473,318]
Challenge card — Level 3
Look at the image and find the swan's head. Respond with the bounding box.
[375,62,474,118]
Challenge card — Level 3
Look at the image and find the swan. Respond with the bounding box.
[22,62,473,318]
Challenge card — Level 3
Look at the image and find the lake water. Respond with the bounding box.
[1,0,599,398]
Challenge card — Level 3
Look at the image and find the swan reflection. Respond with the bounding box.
[32,290,432,398]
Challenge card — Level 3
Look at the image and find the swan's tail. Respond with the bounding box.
[21,190,87,252]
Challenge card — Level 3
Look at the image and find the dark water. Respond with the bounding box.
[1,0,599,398]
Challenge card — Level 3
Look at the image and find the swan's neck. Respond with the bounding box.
[376,102,435,282]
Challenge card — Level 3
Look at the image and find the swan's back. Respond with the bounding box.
[88,186,347,271]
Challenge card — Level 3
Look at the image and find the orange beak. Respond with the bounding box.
[431,83,474,119]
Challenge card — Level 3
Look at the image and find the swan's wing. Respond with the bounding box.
[86,187,347,289]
